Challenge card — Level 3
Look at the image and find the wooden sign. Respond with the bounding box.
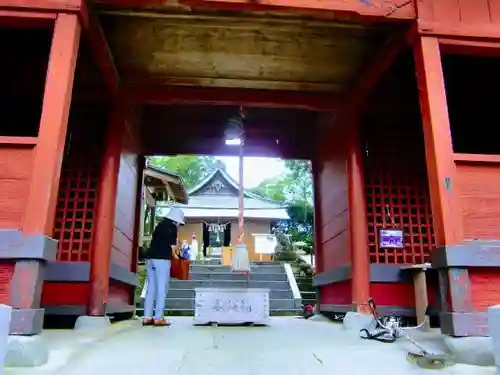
[253,234,277,255]
[379,229,404,249]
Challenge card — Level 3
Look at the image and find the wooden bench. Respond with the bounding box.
[400,263,432,331]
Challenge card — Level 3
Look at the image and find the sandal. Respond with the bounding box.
[142,318,154,326]
[153,319,171,327]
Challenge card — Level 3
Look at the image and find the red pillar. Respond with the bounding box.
[10,14,79,335]
[311,158,323,275]
[87,105,126,316]
[347,114,370,313]
[414,37,469,330]
[413,37,463,246]
[23,13,80,236]
[130,156,146,276]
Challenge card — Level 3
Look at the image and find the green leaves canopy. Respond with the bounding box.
[149,155,222,189]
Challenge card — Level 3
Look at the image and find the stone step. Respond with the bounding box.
[251,261,279,265]
[164,298,297,310]
[296,282,315,292]
[189,272,287,282]
[300,291,316,297]
[190,264,284,274]
[191,259,221,265]
[135,308,300,317]
[166,288,294,300]
[169,279,290,290]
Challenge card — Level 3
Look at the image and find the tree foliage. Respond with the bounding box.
[249,175,293,202]
[149,155,223,189]
[251,160,315,255]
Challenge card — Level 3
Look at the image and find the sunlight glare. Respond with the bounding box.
[225,138,242,146]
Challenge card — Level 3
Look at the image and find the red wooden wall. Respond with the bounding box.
[40,104,142,310]
[362,113,434,267]
[41,106,107,307]
[0,28,51,306]
[111,127,140,268]
[418,0,500,25]
[52,108,106,263]
[109,122,141,307]
[456,162,500,241]
[315,120,352,305]
[452,150,500,313]
[442,52,500,313]
[360,109,437,309]
[0,146,34,230]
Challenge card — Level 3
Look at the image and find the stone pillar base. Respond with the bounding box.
[442,335,493,366]
[5,335,49,367]
[342,311,375,333]
[490,304,500,372]
[74,315,111,330]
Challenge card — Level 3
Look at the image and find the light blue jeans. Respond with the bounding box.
[144,259,171,320]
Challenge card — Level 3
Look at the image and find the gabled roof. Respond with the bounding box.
[163,167,290,220]
[144,162,188,204]
[188,167,285,204]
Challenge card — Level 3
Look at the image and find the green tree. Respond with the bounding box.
[284,160,313,205]
[149,156,222,189]
[249,175,293,202]
[252,159,314,255]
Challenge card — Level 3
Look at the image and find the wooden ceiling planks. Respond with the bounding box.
[99,12,388,92]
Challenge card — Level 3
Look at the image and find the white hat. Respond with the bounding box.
[164,206,185,224]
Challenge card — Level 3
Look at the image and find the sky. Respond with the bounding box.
[216,156,285,188]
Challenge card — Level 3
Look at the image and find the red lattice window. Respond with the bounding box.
[362,117,435,265]
[53,120,104,262]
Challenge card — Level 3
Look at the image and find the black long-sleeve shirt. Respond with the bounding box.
[146,219,178,260]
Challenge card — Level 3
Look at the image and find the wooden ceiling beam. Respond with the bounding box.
[0,0,80,12]
[171,0,414,19]
[126,85,342,111]
[0,10,56,28]
[79,0,119,95]
[144,137,314,159]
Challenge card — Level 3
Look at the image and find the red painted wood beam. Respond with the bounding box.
[439,38,500,57]
[347,25,417,109]
[319,26,416,154]
[419,21,500,41]
[0,0,80,12]
[88,103,126,316]
[23,13,81,236]
[176,0,414,19]
[0,0,118,94]
[146,139,314,159]
[413,36,463,246]
[0,9,55,28]
[127,86,342,111]
[79,1,119,94]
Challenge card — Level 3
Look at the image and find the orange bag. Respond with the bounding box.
[171,256,190,280]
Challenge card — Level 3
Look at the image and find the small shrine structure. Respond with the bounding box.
[159,166,289,262]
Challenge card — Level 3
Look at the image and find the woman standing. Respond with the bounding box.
[142,207,185,327]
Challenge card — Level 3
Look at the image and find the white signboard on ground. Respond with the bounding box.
[253,234,277,255]
[194,288,270,325]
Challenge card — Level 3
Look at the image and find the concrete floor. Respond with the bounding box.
[5,316,496,375]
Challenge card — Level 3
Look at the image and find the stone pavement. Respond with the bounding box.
[6,316,497,375]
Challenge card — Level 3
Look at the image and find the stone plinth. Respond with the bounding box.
[0,305,11,374]
[194,287,270,325]
[489,305,500,372]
